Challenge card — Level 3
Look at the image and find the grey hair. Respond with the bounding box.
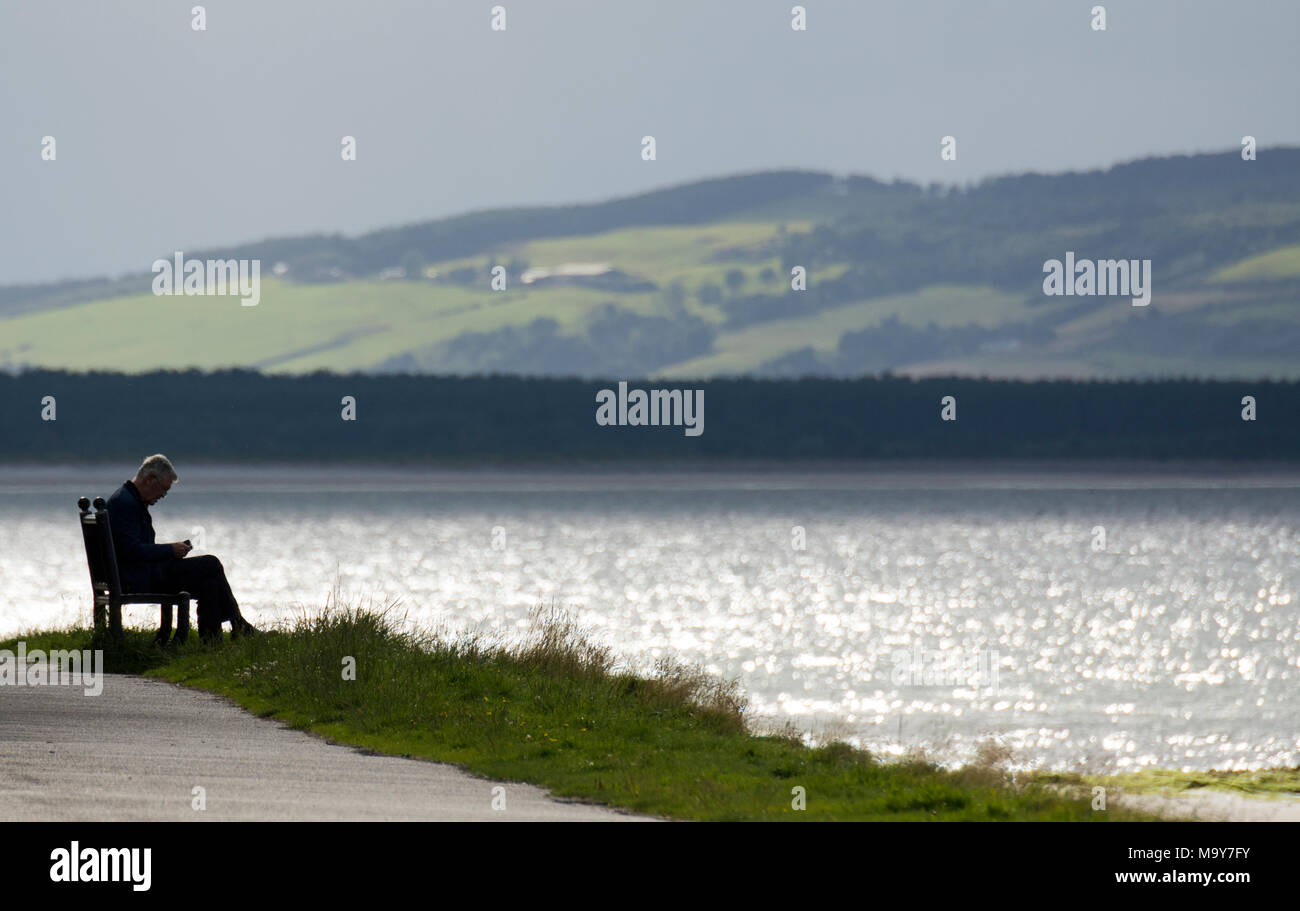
[136,453,178,484]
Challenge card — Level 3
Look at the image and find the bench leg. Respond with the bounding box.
[109,599,124,645]
[170,593,192,646]
[156,601,173,646]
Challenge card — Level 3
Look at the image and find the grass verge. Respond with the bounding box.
[1035,769,1300,801]
[4,607,1160,821]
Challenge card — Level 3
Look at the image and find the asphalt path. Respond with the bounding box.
[0,673,649,821]
[1114,789,1300,822]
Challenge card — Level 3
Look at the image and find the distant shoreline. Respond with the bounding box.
[5,458,1300,493]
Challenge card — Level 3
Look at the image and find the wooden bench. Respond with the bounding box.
[78,496,191,645]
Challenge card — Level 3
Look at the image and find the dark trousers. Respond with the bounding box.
[154,555,243,637]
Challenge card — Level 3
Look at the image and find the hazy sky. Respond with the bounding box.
[2,0,1297,285]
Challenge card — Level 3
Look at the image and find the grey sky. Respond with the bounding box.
[2,0,1297,285]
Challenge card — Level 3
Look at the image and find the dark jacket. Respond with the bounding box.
[105,480,173,592]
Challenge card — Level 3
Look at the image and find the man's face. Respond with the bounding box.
[139,474,174,506]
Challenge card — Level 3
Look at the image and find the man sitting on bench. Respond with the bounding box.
[106,453,257,643]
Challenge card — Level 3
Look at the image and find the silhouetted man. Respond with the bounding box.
[105,454,256,643]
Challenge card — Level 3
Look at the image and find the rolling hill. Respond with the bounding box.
[2,149,1298,380]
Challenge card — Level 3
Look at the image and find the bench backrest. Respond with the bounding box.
[78,497,123,599]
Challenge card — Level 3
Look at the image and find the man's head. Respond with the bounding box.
[132,454,178,506]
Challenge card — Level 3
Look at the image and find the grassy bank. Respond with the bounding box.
[1037,768,1300,800]
[5,608,1157,821]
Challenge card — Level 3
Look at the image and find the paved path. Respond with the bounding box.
[1114,789,1300,822]
[0,674,649,821]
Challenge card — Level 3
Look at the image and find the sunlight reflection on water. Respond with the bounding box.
[5,474,1297,772]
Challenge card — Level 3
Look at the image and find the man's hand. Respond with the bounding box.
[171,541,193,558]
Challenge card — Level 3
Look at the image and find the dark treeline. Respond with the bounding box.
[0,369,1290,464]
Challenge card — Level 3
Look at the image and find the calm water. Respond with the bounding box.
[3,465,1298,772]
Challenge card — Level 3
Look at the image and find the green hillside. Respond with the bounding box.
[0,221,803,375]
[3,150,1299,380]
[1210,243,1300,283]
